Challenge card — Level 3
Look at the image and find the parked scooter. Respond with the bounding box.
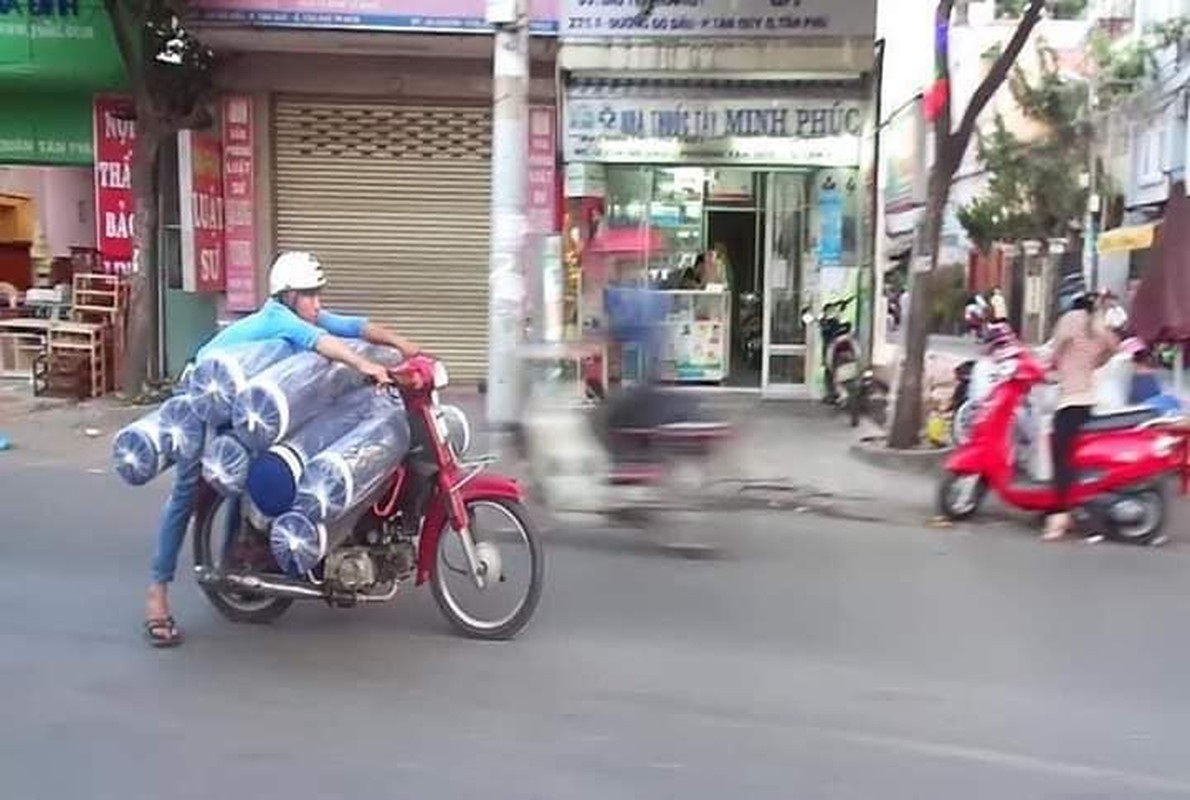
[937,348,1188,545]
[738,292,763,370]
[805,296,889,427]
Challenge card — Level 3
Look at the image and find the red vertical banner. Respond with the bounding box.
[221,95,257,311]
[527,106,557,235]
[92,96,136,276]
[179,128,226,293]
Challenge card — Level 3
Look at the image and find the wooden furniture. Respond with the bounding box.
[70,273,128,392]
[0,242,32,292]
[0,318,51,381]
[0,318,107,398]
[42,320,106,399]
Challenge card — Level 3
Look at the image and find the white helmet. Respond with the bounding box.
[269,251,327,296]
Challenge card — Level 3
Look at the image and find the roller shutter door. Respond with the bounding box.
[274,97,492,381]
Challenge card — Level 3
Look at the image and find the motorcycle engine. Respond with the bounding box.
[325,548,377,593]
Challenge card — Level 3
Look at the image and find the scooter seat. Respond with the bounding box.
[1081,407,1162,433]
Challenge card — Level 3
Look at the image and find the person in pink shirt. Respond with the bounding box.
[1044,293,1119,541]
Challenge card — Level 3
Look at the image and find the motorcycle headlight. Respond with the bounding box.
[439,404,471,457]
[433,361,449,389]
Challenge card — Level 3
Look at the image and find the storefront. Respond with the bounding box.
[192,1,561,383]
[0,0,124,286]
[1,0,225,380]
[557,0,879,397]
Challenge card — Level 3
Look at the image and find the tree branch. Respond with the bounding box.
[951,0,1045,151]
[102,0,142,93]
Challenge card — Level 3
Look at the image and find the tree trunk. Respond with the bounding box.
[887,152,953,449]
[122,113,163,395]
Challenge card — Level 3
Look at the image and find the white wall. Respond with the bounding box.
[0,166,95,256]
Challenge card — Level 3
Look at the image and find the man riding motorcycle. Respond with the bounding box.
[143,251,420,647]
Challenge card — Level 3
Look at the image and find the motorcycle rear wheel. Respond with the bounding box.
[192,494,295,625]
[431,498,544,641]
[1101,484,1167,547]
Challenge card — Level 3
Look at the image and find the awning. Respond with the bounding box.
[1097,223,1155,254]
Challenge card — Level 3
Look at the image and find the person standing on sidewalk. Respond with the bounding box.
[1043,293,1118,541]
[144,252,420,647]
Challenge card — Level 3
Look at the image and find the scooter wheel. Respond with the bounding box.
[938,472,986,521]
[1102,484,1168,547]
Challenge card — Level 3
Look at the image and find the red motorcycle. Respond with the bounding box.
[937,349,1188,545]
[192,356,544,640]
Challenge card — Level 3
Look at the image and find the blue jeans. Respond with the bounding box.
[150,457,203,585]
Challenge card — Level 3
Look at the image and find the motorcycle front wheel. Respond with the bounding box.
[938,472,986,521]
[431,497,544,641]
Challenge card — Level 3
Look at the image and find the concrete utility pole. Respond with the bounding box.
[484,0,530,426]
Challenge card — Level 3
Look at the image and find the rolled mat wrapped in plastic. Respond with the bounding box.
[244,387,385,518]
[158,395,206,463]
[188,340,293,426]
[232,343,402,452]
[292,401,412,524]
[202,433,255,497]
[112,408,173,487]
[270,511,328,577]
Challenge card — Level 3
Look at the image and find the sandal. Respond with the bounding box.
[144,616,184,648]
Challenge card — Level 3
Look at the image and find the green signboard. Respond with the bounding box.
[0,0,126,92]
[0,92,93,164]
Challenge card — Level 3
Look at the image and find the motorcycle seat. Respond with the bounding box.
[1081,407,1162,433]
[654,421,732,440]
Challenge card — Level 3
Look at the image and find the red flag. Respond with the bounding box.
[923,78,949,123]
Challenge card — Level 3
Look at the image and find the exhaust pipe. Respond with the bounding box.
[195,566,326,600]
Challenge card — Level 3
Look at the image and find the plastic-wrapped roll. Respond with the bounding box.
[188,340,293,426]
[112,408,173,487]
[232,343,401,452]
[293,402,412,523]
[158,395,206,463]
[202,434,254,497]
[270,511,327,577]
[244,388,384,518]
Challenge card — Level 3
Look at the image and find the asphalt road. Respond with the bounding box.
[4,460,1190,799]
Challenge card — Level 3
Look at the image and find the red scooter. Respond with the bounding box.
[937,349,1188,545]
[192,355,544,640]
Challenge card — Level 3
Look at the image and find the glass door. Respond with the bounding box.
[762,173,811,396]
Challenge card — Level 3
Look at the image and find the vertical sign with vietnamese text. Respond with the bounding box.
[222,95,256,311]
[179,128,226,293]
[527,106,557,234]
[93,96,136,275]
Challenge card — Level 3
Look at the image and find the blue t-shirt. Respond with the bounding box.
[195,298,368,360]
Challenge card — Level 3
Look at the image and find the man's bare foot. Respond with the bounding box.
[144,583,183,647]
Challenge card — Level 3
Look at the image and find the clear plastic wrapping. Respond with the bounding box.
[231,343,402,452]
[158,395,206,463]
[293,400,412,523]
[202,434,254,497]
[188,340,293,426]
[244,388,383,517]
[269,511,328,577]
[112,408,172,486]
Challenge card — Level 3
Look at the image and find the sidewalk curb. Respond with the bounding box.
[848,436,953,476]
